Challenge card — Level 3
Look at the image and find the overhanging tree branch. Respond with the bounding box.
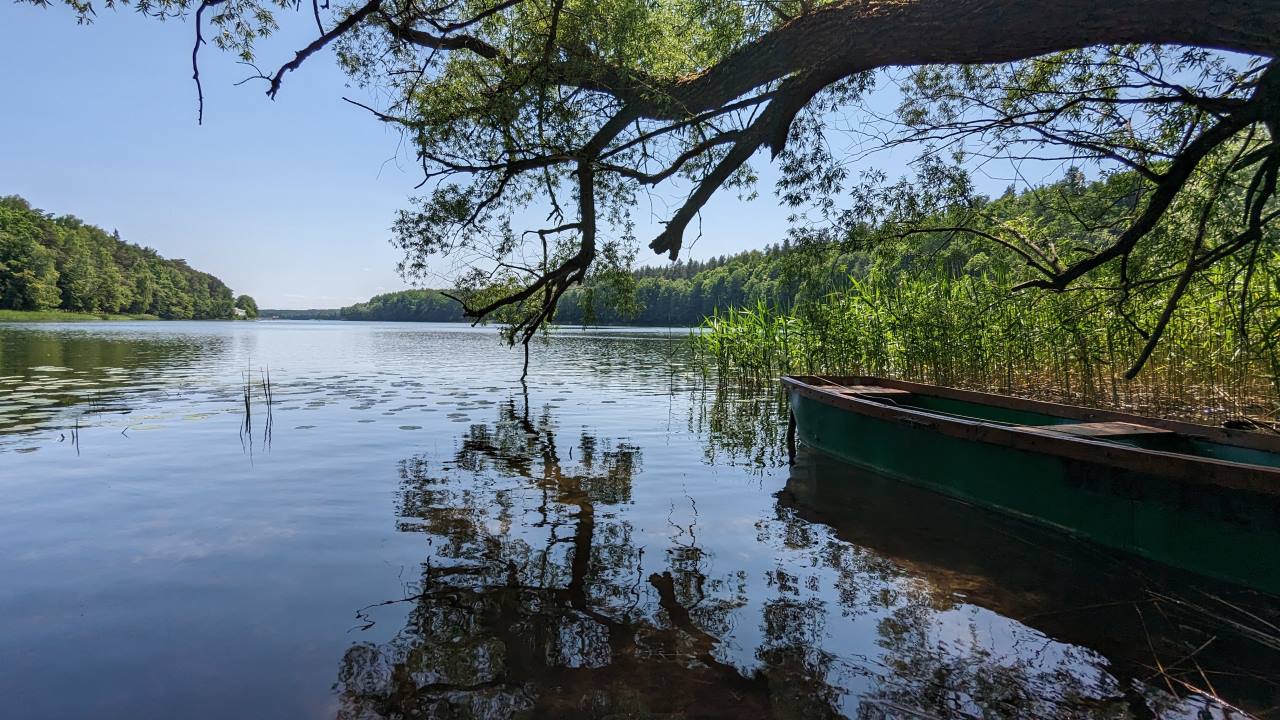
[40,0,1280,369]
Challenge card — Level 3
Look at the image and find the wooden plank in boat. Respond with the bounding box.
[831,385,912,398]
[1042,421,1174,439]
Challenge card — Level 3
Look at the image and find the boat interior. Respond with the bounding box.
[793,376,1280,469]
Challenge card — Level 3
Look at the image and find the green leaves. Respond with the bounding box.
[0,195,240,319]
[235,294,259,317]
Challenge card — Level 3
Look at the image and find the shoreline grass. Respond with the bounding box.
[0,309,161,323]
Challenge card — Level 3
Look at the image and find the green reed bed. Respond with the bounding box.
[694,267,1280,426]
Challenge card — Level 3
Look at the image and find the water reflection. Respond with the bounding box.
[335,396,822,718]
[0,325,230,438]
[781,449,1280,718]
[690,378,789,471]
[3,324,1276,718]
[338,392,1278,719]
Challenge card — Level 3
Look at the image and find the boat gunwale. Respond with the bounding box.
[782,375,1280,496]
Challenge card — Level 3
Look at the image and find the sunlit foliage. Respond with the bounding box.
[0,196,242,319]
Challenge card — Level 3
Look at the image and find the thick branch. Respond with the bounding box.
[268,0,385,99]
[385,15,503,59]
[666,0,1280,118]
[649,69,835,258]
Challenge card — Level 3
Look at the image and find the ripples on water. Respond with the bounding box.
[0,321,1276,719]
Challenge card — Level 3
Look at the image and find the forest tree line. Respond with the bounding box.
[338,290,465,322]
[329,243,815,326]
[0,196,254,319]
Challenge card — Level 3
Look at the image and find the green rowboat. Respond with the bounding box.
[782,375,1280,593]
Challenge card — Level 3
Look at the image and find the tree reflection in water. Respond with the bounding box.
[335,396,831,718]
[335,389,1277,719]
[691,379,789,472]
[0,328,230,438]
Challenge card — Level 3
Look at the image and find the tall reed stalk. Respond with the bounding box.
[694,266,1280,425]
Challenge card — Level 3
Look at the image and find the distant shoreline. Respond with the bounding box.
[259,312,698,329]
[0,309,163,323]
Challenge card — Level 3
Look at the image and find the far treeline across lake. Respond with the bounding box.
[0,196,258,321]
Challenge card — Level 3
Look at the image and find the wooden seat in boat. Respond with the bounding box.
[1043,421,1174,439]
[831,385,912,398]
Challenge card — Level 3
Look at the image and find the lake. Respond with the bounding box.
[1,321,1276,719]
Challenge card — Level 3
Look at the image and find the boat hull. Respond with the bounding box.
[787,387,1280,594]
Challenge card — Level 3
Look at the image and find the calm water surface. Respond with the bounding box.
[1,321,1277,719]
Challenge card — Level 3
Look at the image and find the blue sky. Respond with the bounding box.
[0,3,1008,309]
